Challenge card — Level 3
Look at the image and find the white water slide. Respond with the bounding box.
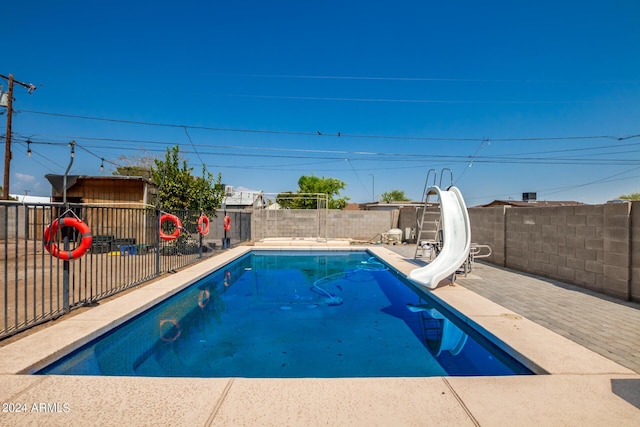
[409,186,471,289]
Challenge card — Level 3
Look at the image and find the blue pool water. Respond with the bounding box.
[37,251,532,378]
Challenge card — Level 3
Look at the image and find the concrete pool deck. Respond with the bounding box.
[0,244,639,426]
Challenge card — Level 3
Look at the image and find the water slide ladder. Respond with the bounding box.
[413,169,451,260]
[409,169,472,289]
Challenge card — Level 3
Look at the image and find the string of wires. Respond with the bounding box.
[13,133,640,170]
[18,109,640,143]
[9,109,640,201]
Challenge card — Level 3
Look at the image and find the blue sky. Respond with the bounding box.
[3,1,639,205]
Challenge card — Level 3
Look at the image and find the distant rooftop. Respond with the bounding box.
[9,194,51,204]
[477,200,584,208]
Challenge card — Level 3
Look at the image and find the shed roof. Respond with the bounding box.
[45,174,154,194]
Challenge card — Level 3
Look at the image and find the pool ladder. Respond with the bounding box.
[414,168,453,259]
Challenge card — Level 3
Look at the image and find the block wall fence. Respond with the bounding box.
[468,201,640,303]
[252,209,397,242]
[253,202,640,303]
[6,201,634,302]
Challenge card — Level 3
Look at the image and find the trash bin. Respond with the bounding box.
[120,245,137,256]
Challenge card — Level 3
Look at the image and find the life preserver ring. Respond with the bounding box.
[197,214,209,235]
[159,317,181,342]
[159,214,182,241]
[197,289,210,308]
[223,215,231,232]
[43,217,93,260]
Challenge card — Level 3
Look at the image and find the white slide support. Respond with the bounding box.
[409,186,471,289]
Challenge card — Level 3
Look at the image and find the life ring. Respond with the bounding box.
[159,214,182,241]
[223,215,231,232]
[197,289,210,308]
[159,317,181,342]
[197,214,209,235]
[43,217,93,260]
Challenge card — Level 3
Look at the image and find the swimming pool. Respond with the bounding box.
[36,250,532,378]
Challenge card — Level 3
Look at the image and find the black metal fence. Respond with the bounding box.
[0,201,250,340]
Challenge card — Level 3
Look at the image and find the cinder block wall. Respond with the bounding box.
[327,210,395,241]
[631,201,640,302]
[398,206,440,244]
[602,203,632,300]
[469,202,638,302]
[468,206,507,265]
[251,202,640,302]
[252,209,395,241]
[253,210,324,240]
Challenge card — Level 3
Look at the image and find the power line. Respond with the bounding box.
[18,109,638,143]
[539,166,640,197]
[13,109,640,201]
[183,127,204,166]
[345,158,369,195]
[20,109,320,137]
[455,139,489,185]
[226,93,579,104]
[19,132,640,161]
[213,73,640,84]
[20,137,640,167]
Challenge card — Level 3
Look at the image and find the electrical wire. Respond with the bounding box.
[345,159,369,195]
[539,166,640,197]
[211,73,640,84]
[454,139,489,185]
[17,109,638,143]
[183,127,204,166]
[225,93,578,104]
[11,109,640,203]
[19,137,640,167]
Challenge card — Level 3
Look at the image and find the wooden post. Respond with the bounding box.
[3,74,14,200]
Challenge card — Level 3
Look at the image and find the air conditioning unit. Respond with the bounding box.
[224,185,234,196]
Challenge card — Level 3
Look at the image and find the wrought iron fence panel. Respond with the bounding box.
[0,202,251,339]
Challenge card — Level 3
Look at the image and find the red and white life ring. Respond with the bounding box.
[159,214,182,241]
[197,214,210,235]
[223,215,231,232]
[43,217,93,260]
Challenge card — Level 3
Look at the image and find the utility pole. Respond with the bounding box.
[2,74,14,200]
[1,73,37,200]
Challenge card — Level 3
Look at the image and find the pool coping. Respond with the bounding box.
[0,244,634,376]
[1,244,639,426]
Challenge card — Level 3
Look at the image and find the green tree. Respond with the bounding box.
[150,145,224,212]
[619,193,640,200]
[277,175,349,209]
[380,189,410,203]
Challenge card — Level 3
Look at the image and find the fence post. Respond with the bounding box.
[155,207,161,276]
[199,214,203,259]
[62,229,70,313]
[61,143,75,314]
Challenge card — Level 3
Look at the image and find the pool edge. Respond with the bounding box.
[0,244,633,377]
